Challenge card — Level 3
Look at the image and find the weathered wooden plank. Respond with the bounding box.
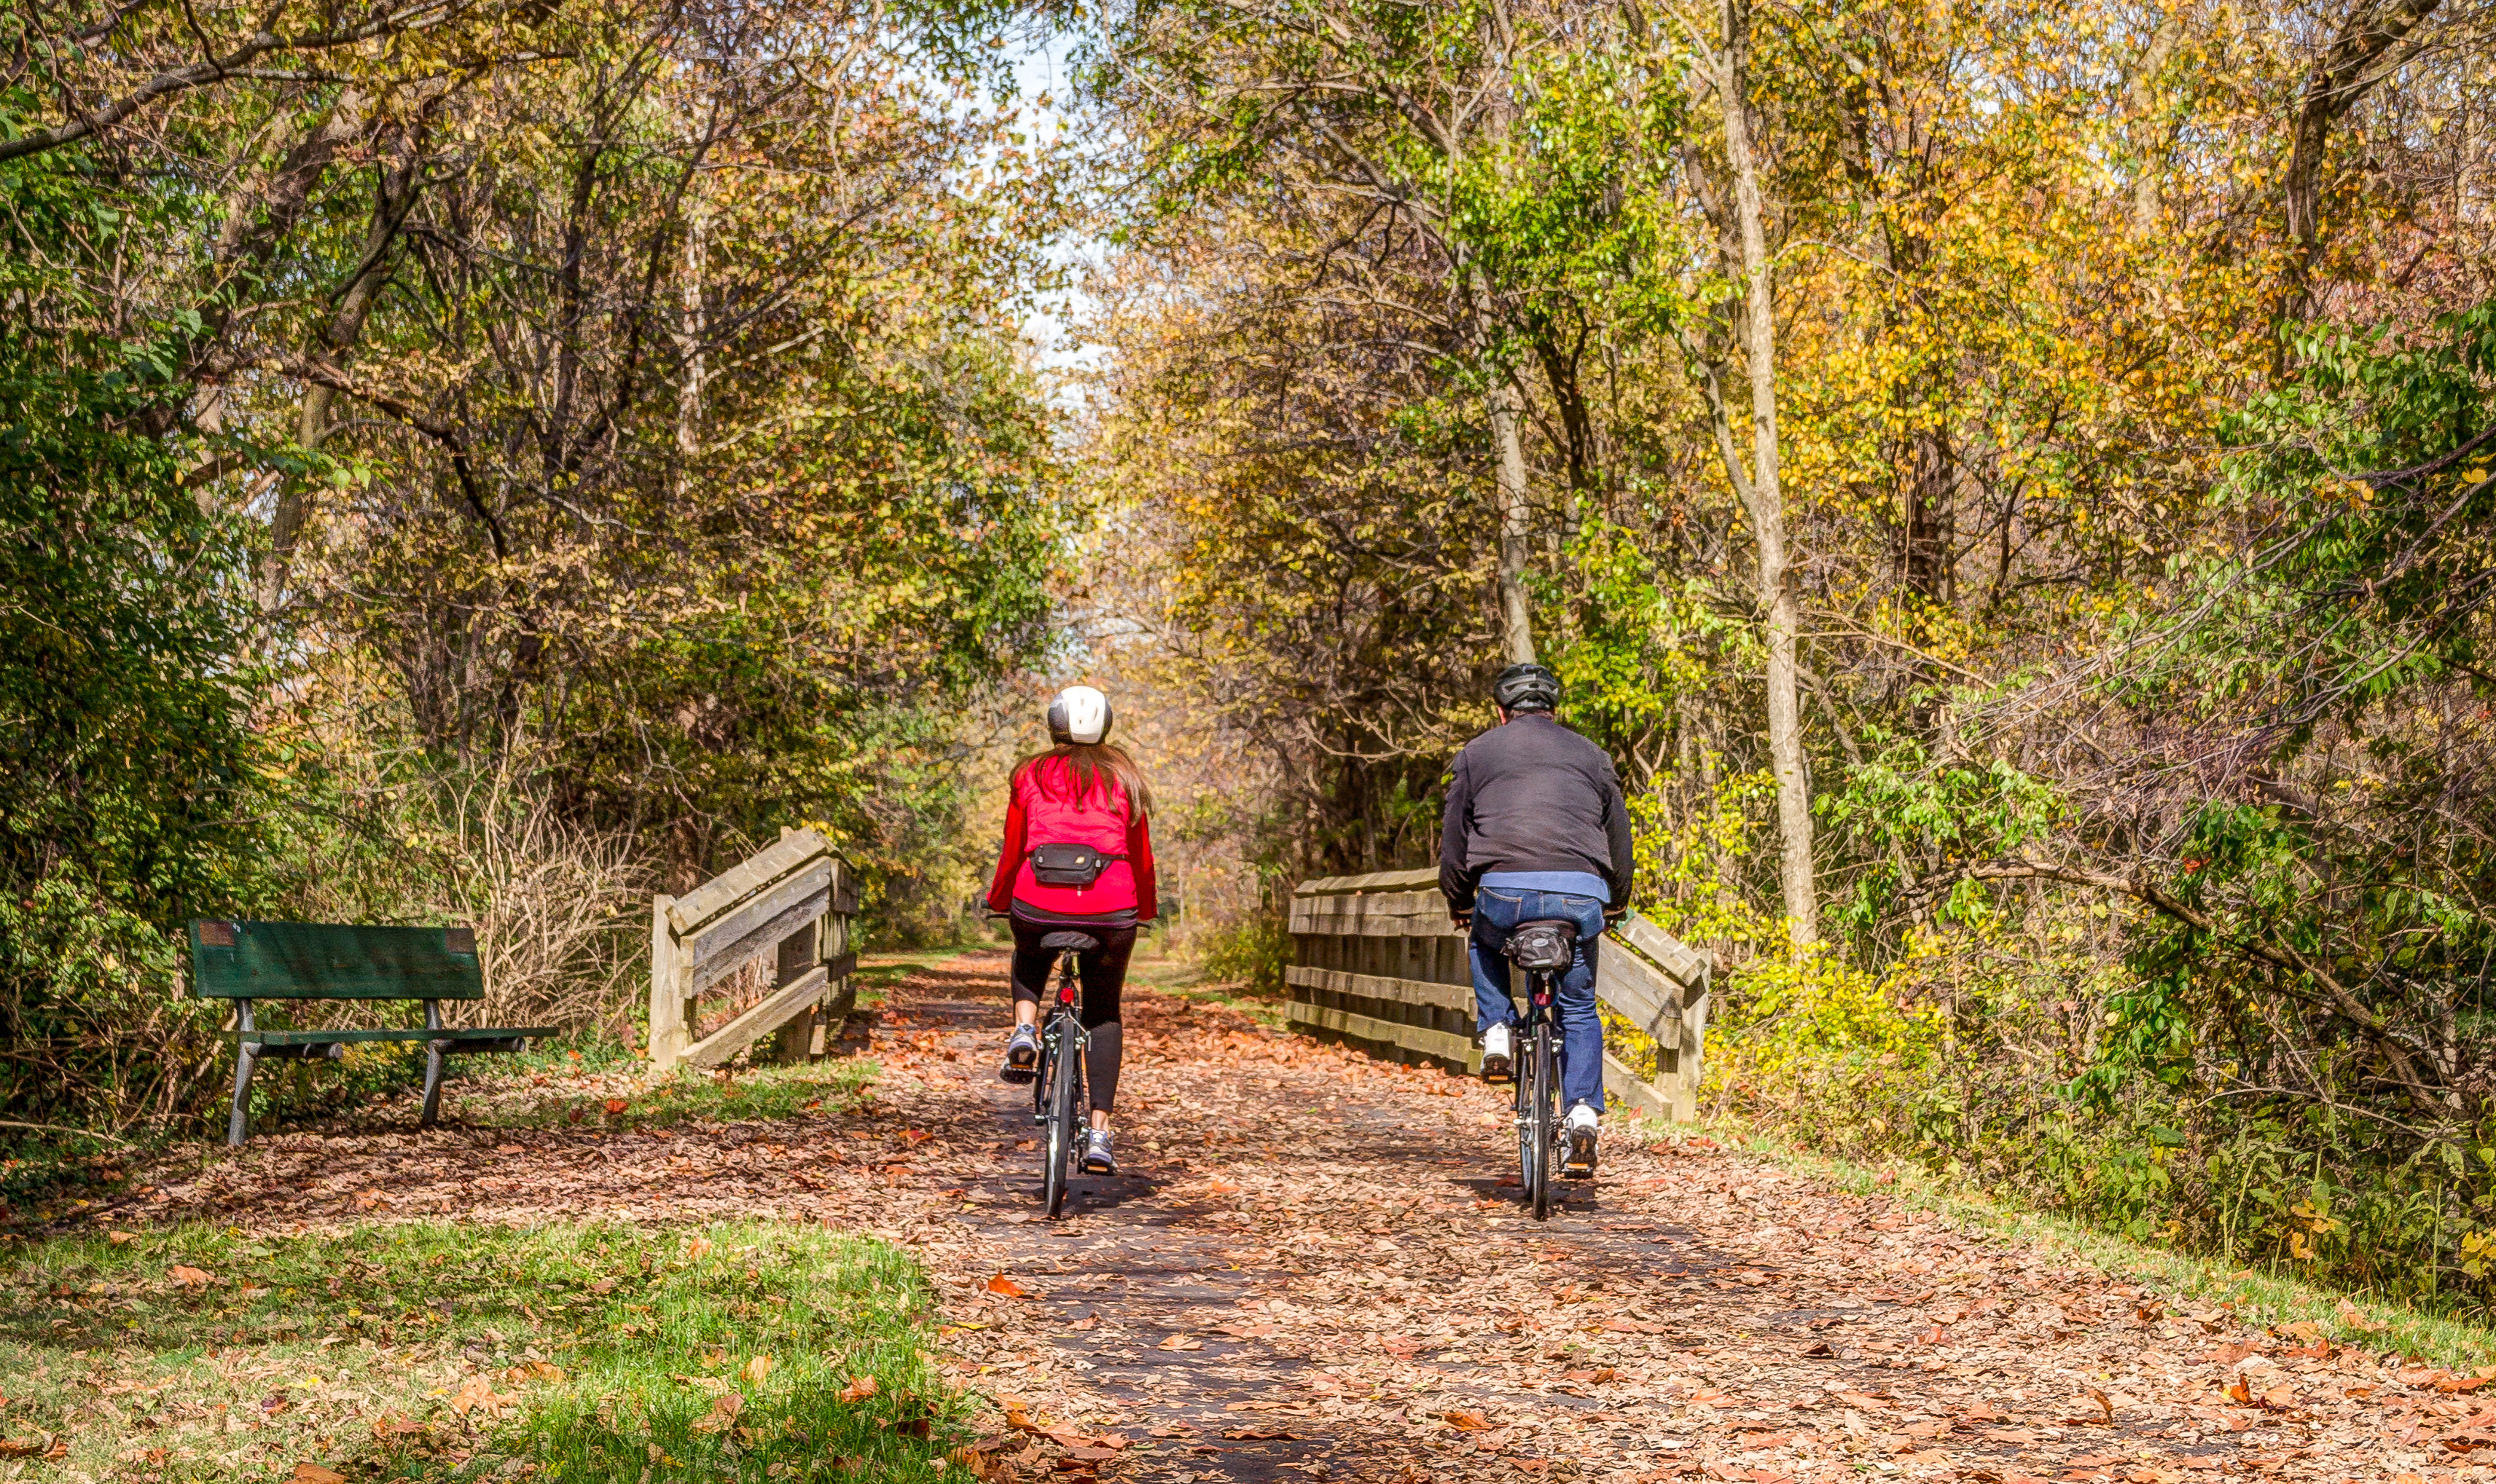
[1595,945,1684,1045]
[669,829,830,938]
[1294,866,1441,897]
[1286,999,1477,1068]
[1615,916,1708,990]
[1603,1052,1675,1121]
[1283,964,1472,1014]
[681,965,828,1070]
[686,862,832,989]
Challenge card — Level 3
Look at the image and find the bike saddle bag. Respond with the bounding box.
[1037,930,1102,953]
[1028,841,1126,888]
[1505,919,1580,972]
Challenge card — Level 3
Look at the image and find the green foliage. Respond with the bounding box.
[0,118,271,1131]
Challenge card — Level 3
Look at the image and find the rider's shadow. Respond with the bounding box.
[1446,1172,1600,1209]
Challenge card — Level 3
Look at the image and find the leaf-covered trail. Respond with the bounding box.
[152,953,2469,1483]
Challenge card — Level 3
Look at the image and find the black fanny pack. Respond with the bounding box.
[1028,842,1127,888]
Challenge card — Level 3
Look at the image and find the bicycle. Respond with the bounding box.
[1013,929,1098,1218]
[1501,917,1586,1222]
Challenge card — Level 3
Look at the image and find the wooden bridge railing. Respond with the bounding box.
[1286,868,1710,1121]
[649,827,858,1073]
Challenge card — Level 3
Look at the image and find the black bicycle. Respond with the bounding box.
[1027,930,1095,1218]
[1502,918,1583,1222]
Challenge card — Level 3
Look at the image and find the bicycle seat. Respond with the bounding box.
[1037,930,1101,953]
[1503,919,1579,972]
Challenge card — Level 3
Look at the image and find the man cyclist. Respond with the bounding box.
[1438,662,1632,1176]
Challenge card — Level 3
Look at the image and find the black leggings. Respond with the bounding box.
[1009,917,1135,1114]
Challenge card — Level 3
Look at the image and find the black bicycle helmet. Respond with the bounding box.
[1492,662,1561,713]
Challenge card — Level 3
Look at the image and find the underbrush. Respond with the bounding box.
[0,1218,960,1484]
[1705,930,2496,1323]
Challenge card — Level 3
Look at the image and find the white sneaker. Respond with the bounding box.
[1563,1102,1598,1177]
[1479,1023,1514,1083]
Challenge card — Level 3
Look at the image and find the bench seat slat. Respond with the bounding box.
[232,1026,560,1046]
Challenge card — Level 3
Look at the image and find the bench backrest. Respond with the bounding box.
[191,921,485,1000]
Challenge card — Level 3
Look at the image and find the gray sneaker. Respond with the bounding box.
[1081,1129,1117,1175]
[1001,1024,1038,1084]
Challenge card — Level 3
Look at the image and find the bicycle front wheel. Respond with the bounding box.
[1528,1023,1557,1221]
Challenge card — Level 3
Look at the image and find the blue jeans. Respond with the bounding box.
[1468,887,1606,1114]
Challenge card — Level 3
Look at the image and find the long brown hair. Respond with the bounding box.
[1014,742,1153,823]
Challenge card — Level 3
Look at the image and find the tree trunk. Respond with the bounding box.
[2125,12,2184,235]
[1722,0,1817,947]
[261,117,424,613]
[2282,0,2442,317]
[1490,373,1538,664]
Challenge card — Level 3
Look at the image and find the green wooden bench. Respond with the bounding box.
[191,919,558,1145]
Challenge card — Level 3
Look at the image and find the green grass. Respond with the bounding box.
[447,1060,881,1135]
[1639,1117,2496,1372]
[0,1218,962,1484]
[1124,952,1286,1026]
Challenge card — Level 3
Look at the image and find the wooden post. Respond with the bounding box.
[649,892,684,1072]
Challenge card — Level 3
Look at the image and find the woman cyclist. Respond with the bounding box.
[985,685,1157,1176]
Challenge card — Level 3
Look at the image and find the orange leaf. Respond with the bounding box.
[293,1465,348,1484]
[603,1098,629,1115]
[839,1375,880,1404]
[168,1265,213,1288]
[689,1391,744,1434]
[1156,1334,1202,1351]
[686,1237,714,1261]
[986,1275,1033,1297]
[1443,1410,1491,1431]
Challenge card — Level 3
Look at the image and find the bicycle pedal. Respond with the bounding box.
[1561,1161,1596,1180]
[1000,1067,1036,1085]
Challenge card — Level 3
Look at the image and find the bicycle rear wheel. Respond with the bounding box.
[1043,1016,1081,1218]
[1528,1022,1557,1221]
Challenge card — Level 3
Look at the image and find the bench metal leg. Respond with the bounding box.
[227,1043,259,1146]
[420,1040,449,1127]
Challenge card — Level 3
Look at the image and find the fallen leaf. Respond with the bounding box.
[1157,1334,1203,1351]
[1070,1314,1098,1331]
[987,1275,1034,1298]
[604,1098,630,1115]
[2086,1386,2115,1421]
[447,1375,517,1418]
[686,1236,715,1261]
[372,1413,425,1440]
[106,1230,136,1244]
[743,1355,776,1386]
[0,1436,51,1460]
[1223,1426,1297,1440]
[1004,1399,1044,1434]
[2337,1297,2390,1334]
[840,1375,880,1403]
[1442,1410,1491,1431]
[168,1265,212,1288]
[293,1464,348,1484]
[689,1391,745,1433]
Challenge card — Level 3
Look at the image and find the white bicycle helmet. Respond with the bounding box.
[1046,685,1112,745]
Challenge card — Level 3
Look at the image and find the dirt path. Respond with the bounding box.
[149,953,2473,1484]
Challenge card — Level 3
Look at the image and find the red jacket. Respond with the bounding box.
[986,755,1158,920]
